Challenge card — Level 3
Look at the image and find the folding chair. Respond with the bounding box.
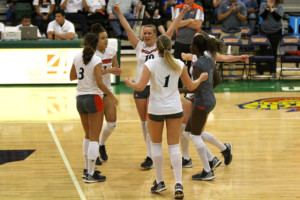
[218,35,247,79]
[248,35,274,79]
[209,27,222,38]
[279,35,300,79]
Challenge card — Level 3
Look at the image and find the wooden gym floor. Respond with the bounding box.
[0,60,300,199]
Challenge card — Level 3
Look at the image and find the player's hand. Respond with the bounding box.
[110,67,122,76]
[113,4,121,14]
[199,72,208,82]
[240,55,249,62]
[125,77,133,87]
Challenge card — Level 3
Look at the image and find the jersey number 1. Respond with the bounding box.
[163,75,170,87]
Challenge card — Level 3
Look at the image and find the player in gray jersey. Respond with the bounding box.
[180,32,227,180]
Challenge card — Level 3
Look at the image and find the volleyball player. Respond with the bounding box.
[70,33,118,183]
[125,34,208,199]
[113,3,189,169]
[179,32,248,169]
[90,23,121,165]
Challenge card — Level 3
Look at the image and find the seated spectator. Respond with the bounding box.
[213,0,223,22]
[16,14,42,39]
[83,0,107,24]
[47,10,75,40]
[163,0,182,30]
[140,0,165,39]
[258,0,284,76]
[60,0,88,36]
[0,22,4,40]
[218,0,247,75]
[33,0,55,34]
[242,0,259,34]
[107,0,142,39]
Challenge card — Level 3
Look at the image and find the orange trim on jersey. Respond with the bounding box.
[197,106,205,110]
[174,3,204,13]
[94,95,104,112]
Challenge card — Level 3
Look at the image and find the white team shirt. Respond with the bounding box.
[145,57,184,115]
[94,46,116,92]
[33,0,55,13]
[47,19,75,35]
[135,41,159,84]
[16,24,42,38]
[60,0,83,13]
[0,22,4,32]
[85,0,106,14]
[73,52,102,96]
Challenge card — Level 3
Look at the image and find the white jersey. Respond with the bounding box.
[94,46,116,93]
[145,57,184,115]
[135,41,159,84]
[73,52,102,96]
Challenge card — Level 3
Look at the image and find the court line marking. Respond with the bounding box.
[1,117,299,124]
[47,122,86,200]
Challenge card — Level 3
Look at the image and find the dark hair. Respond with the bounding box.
[90,23,107,35]
[82,33,98,65]
[54,10,65,16]
[157,35,181,74]
[191,32,225,57]
[21,14,31,21]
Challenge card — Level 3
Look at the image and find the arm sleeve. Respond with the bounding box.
[271,11,282,21]
[144,60,152,72]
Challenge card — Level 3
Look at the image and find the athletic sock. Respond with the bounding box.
[201,131,226,151]
[99,122,116,145]
[83,138,89,169]
[191,134,211,172]
[180,123,190,160]
[87,141,99,175]
[168,144,182,185]
[151,142,163,183]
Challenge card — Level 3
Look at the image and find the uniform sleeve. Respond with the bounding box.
[195,8,204,21]
[92,56,102,69]
[173,6,180,19]
[33,0,38,6]
[47,22,54,32]
[144,59,152,72]
[239,2,247,17]
[134,40,143,53]
[68,21,75,33]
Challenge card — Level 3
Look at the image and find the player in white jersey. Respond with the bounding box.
[125,35,208,199]
[91,23,121,165]
[69,33,118,183]
[113,3,190,169]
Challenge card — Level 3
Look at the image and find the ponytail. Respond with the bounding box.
[81,33,98,65]
[157,35,181,75]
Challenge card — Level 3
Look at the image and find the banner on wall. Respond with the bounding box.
[0,48,117,84]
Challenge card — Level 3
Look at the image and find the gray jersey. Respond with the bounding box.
[193,55,216,113]
[259,3,284,34]
[218,0,247,33]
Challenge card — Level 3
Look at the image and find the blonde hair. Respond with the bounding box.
[156,35,181,75]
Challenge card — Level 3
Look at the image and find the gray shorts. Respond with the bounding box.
[76,94,104,114]
[134,85,150,99]
[149,112,183,122]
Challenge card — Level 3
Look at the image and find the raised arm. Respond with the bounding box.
[215,53,249,62]
[165,4,190,38]
[113,4,140,48]
[180,65,208,91]
[125,65,151,91]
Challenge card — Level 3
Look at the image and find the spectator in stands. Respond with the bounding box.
[107,0,142,39]
[60,0,88,36]
[17,14,42,39]
[163,0,182,30]
[84,0,107,25]
[33,0,55,34]
[213,0,223,22]
[47,10,75,40]
[259,0,284,76]
[218,0,247,75]
[173,0,204,87]
[241,0,259,34]
[140,0,165,39]
[0,22,4,40]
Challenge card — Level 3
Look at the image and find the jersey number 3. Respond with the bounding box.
[78,67,84,80]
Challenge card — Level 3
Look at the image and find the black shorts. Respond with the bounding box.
[134,85,150,99]
[149,112,183,122]
[185,107,209,135]
[76,94,104,114]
